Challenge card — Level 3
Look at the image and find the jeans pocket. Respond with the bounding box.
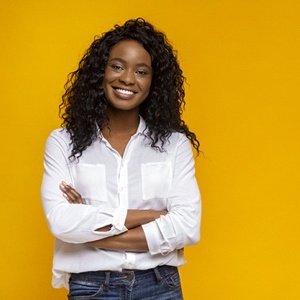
[162,269,181,289]
[68,280,104,299]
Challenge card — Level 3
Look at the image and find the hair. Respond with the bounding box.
[60,18,200,159]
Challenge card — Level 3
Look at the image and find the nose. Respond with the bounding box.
[119,70,135,85]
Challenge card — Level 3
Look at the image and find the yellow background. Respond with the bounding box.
[1,0,299,299]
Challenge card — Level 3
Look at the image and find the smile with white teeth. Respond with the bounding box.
[115,88,135,95]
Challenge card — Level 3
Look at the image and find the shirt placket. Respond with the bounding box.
[118,160,128,208]
[117,137,138,269]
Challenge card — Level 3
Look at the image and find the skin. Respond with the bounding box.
[102,39,153,156]
[103,39,152,114]
[59,40,167,252]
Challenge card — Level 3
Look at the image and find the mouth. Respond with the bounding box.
[113,87,137,95]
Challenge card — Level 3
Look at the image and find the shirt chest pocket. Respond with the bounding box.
[141,162,172,200]
[73,164,108,204]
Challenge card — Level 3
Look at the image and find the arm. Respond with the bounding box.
[59,183,166,251]
[86,226,148,252]
[141,135,201,255]
[60,182,160,251]
[58,135,200,253]
[41,130,128,244]
[59,135,200,254]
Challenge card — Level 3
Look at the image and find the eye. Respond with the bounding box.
[111,64,123,71]
[136,70,148,75]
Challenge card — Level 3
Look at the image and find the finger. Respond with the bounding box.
[60,182,77,203]
[65,186,83,204]
[62,192,73,204]
[59,182,67,192]
[60,182,84,204]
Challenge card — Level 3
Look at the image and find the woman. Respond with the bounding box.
[41,18,201,299]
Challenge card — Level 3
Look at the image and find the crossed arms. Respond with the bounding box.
[60,181,167,252]
[41,131,200,256]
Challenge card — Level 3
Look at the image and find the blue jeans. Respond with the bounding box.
[67,265,183,299]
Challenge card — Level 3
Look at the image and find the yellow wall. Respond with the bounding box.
[1,0,299,299]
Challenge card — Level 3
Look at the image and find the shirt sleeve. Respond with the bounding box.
[142,135,201,255]
[41,130,128,244]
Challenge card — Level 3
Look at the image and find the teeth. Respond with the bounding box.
[116,88,134,95]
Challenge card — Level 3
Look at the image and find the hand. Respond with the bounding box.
[59,181,84,204]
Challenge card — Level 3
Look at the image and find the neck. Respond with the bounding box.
[102,108,140,136]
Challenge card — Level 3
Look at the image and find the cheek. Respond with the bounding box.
[143,78,152,93]
[103,69,117,83]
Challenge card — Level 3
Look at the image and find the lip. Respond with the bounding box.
[112,86,137,99]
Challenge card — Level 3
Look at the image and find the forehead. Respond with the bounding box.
[109,40,151,64]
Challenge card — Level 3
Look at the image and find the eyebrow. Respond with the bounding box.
[110,58,152,69]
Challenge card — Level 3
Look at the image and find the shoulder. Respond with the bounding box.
[44,128,71,152]
[47,128,70,142]
[166,131,190,149]
[151,131,191,156]
[170,131,188,143]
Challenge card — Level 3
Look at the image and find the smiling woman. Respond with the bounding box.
[41,18,201,300]
[103,40,152,114]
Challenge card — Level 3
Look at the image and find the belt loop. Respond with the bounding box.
[103,272,110,292]
[153,267,163,284]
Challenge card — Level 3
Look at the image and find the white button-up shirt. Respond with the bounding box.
[41,117,201,288]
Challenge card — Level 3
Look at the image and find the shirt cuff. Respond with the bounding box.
[142,221,171,256]
[112,207,128,231]
[92,207,128,235]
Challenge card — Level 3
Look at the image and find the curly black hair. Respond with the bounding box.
[60,18,200,159]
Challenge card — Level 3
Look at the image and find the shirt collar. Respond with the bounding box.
[96,115,148,139]
[136,116,147,135]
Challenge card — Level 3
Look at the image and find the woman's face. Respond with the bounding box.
[103,39,152,113]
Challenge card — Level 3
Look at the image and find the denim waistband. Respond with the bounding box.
[70,265,178,285]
